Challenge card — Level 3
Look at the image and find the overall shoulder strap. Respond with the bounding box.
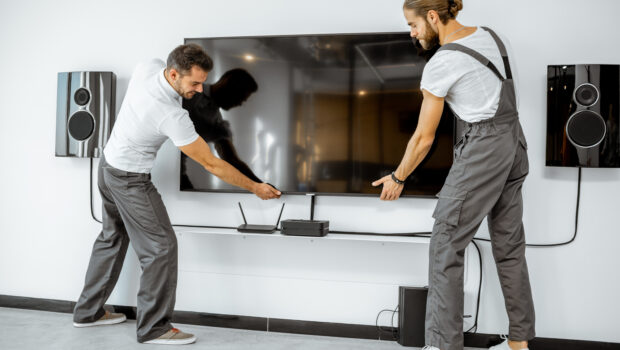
[437,43,505,81]
[481,26,513,79]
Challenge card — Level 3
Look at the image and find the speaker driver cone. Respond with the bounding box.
[573,83,599,107]
[68,111,95,141]
[566,110,606,148]
[74,88,91,106]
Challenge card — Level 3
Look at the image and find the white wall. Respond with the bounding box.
[1,0,619,344]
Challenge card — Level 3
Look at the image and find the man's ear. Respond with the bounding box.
[168,68,180,81]
[426,10,439,26]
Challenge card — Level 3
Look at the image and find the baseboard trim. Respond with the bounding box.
[0,294,75,314]
[1,295,618,349]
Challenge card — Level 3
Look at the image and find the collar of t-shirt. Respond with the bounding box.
[158,68,182,105]
[450,26,479,44]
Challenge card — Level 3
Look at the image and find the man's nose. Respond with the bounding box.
[196,84,203,93]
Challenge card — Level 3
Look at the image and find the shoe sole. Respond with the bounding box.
[143,336,197,345]
[73,315,127,328]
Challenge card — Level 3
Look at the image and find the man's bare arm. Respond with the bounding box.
[179,136,280,199]
[394,89,445,180]
[372,89,445,200]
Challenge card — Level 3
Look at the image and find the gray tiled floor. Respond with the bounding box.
[0,307,484,350]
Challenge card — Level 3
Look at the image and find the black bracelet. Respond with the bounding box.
[391,171,405,185]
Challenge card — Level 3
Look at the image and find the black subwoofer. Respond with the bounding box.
[546,64,620,167]
[397,286,427,347]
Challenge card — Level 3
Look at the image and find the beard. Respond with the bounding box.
[412,20,440,62]
[173,80,196,99]
[419,20,440,50]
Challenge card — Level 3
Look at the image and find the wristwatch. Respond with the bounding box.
[391,171,405,185]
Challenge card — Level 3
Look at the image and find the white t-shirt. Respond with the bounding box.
[420,27,519,123]
[104,59,199,173]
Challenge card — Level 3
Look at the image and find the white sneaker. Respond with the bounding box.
[489,339,529,350]
[422,346,440,350]
[73,310,127,327]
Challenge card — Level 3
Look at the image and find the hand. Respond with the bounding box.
[265,183,279,192]
[253,183,281,200]
[372,175,404,201]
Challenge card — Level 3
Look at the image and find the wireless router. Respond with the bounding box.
[236,202,285,234]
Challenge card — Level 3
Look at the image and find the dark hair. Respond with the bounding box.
[403,0,463,24]
[216,68,258,94]
[166,44,213,75]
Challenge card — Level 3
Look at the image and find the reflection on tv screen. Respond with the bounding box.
[181,33,454,197]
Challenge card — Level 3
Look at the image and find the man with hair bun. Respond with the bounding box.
[72,44,280,345]
[373,1,534,350]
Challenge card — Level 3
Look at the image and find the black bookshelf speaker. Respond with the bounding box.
[546,64,620,167]
[55,71,116,158]
[398,286,428,347]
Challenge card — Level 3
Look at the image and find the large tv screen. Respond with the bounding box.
[181,33,454,197]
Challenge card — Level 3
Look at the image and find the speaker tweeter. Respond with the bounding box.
[73,87,91,106]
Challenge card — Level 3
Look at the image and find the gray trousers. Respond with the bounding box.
[73,155,177,343]
[425,117,536,350]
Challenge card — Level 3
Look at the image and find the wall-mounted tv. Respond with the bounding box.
[181,33,454,197]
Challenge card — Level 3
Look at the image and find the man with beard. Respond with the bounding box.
[372,1,535,350]
[73,44,280,346]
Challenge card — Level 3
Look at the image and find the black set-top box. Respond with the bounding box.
[281,219,329,237]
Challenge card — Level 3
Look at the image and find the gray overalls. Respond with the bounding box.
[425,27,536,350]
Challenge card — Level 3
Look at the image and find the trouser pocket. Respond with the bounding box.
[516,137,529,177]
[454,137,465,159]
[432,184,468,226]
